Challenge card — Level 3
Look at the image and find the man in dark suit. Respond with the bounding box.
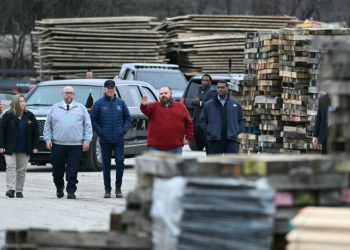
[312,94,330,154]
[191,74,216,154]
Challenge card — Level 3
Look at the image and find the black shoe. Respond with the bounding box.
[16,192,23,198]
[6,190,15,198]
[56,187,64,198]
[67,193,76,199]
[104,192,111,198]
[115,188,123,198]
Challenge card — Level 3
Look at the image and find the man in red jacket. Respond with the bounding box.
[140,86,193,154]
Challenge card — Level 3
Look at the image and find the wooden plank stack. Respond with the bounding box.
[278,28,314,154]
[255,32,284,154]
[238,74,261,153]
[31,16,165,80]
[312,35,350,154]
[157,15,299,77]
[286,207,350,250]
[128,152,350,249]
[237,32,265,154]
[170,34,246,76]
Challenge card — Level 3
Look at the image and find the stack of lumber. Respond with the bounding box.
[177,178,275,250]
[312,35,350,154]
[3,229,151,250]
[237,32,263,153]
[31,16,165,80]
[244,32,260,74]
[238,74,261,153]
[170,35,246,76]
[126,152,350,249]
[157,15,300,77]
[278,28,313,154]
[286,207,350,250]
[255,32,284,154]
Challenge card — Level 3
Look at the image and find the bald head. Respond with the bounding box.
[62,86,75,104]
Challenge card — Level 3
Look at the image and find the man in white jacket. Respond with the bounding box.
[43,86,92,199]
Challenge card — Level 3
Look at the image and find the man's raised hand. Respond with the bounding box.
[141,96,151,105]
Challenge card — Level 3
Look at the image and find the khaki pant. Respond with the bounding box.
[4,153,30,192]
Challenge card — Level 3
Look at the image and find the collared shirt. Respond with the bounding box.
[217,95,228,106]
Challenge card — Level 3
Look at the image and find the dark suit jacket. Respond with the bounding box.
[191,85,216,126]
[313,94,330,144]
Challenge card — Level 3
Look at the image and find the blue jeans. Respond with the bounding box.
[51,144,82,193]
[100,143,125,193]
[208,140,237,155]
[149,146,182,155]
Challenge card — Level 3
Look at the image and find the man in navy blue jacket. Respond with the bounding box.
[91,80,131,198]
[200,81,245,154]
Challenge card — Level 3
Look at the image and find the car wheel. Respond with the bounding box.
[81,132,103,171]
[189,134,205,151]
[0,155,6,171]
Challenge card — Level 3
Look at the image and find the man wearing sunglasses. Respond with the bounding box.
[43,86,93,200]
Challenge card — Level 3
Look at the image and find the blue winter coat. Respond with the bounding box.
[200,94,245,142]
[91,93,131,143]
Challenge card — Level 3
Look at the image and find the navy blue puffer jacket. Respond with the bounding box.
[91,94,131,143]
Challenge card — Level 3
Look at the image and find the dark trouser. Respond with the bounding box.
[100,143,125,193]
[51,144,82,193]
[322,142,328,155]
[200,127,210,155]
[207,140,238,155]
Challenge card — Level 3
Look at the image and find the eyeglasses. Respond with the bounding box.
[64,92,75,95]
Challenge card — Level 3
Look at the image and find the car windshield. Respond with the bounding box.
[0,93,15,101]
[26,85,103,105]
[137,71,187,90]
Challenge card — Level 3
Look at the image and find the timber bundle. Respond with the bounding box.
[32,16,166,80]
[157,15,300,77]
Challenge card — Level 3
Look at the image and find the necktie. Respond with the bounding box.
[66,105,70,111]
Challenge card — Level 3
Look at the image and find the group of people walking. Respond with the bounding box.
[0,81,131,199]
[0,74,252,199]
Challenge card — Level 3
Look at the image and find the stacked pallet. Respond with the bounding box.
[237,32,262,153]
[132,152,278,250]
[255,32,284,154]
[127,152,350,250]
[244,32,260,74]
[3,229,151,250]
[286,207,350,250]
[312,35,350,154]
[157,15,300,77]
[278,28,314,154]
[31,16,165,81]
[238,74,261,153]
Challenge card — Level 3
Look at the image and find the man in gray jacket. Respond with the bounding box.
[44,86,93,199]
[191,74,216,154]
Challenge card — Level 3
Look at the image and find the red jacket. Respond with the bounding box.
[140,101,193,150]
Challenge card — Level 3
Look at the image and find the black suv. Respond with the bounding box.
[0,79,159,171]
[181,73,244,151]
[116,63,187,101]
